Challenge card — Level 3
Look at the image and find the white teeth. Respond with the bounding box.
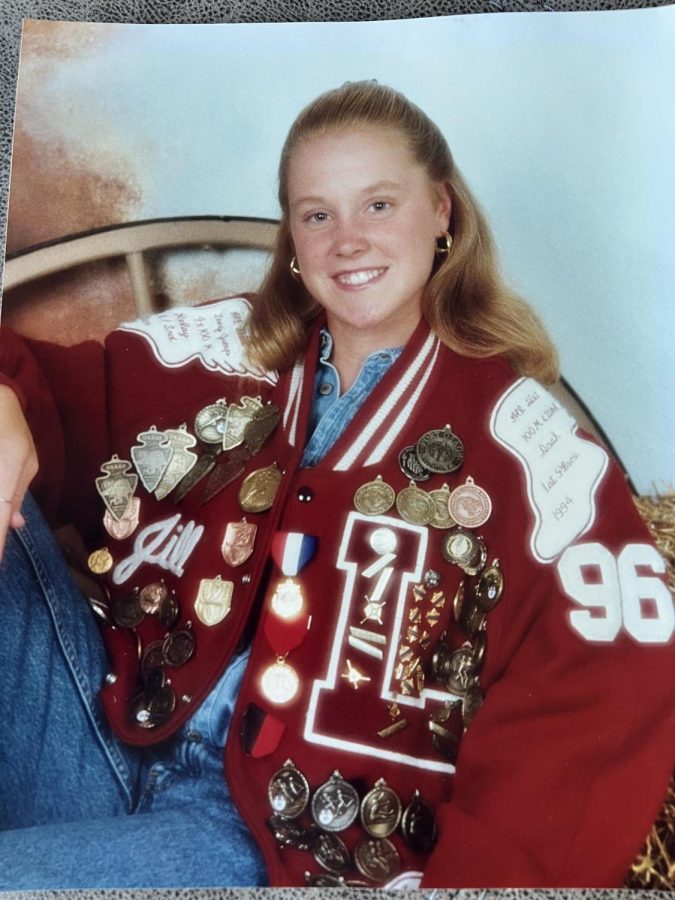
[336,268,384,286]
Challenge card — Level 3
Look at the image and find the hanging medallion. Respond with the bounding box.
[260,657,300,704]
[221,519,257,567]
[88,547,114,575]
[271,578,305,620]
[398,445,431,482]
[194,399,230,444]
[360,779,402,838]
[267,759,310,819]
[95,454,138,521]
[238,464,283,513]
[354,475,395,516]
[154,425,199,500]
[311,771,360,832]
[194,575,233,626]
[244,404,281,455]
[428,483,455,530]
[354,835,401,883]
[130,426,172,493]
[415,424,464,474]
[396,481,434,525]
[475,559,504,611]
[222,396,263,451]
[103,496,141,540]
[171,446,220,502]
[448,476,492,528]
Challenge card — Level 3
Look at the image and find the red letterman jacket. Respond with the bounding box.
[1,297,673,888]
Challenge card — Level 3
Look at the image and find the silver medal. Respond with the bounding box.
[95,455,138,521]
[154,425,199,500]
[130,426,172,493]
[310,771,360,832]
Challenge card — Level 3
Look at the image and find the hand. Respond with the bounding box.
[0,384,39,560]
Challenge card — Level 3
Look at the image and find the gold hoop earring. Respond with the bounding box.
[436,232,452,255]
[290,256,301,278]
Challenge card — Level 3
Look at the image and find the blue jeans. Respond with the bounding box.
[0,495,267,889]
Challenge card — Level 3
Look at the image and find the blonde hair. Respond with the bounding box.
[248,81,559,382]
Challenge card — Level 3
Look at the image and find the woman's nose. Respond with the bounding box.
[332,217,369,257]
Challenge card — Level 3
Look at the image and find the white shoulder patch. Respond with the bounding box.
[489,377,608,563]
[118,297,277,384]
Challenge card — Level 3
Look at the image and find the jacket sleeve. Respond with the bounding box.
[421,453,674,887]
[0,325,108,538]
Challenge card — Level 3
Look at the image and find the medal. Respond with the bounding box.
[448,476,492,528]
[238,464,282,513]
[222,396,263,451]
[200,445,250,505]
[475,559,504,611]
[103,496,140,540]
[139,580,168,614]
[158,591,180,629]
[398,445,431,482]
[221,519,257,567]
[95,454,138,521]
[154,425,199,501]
[460,601,486,638]
[396,481,434,526]
[368,527,397,555]
[270,531,318,575]
[428,483,455,530]
[452,579,465,623]
[311,771,360,832]
[354,475,395,516]
[260,658,300,704]
[354,836,401,883]
[446,645,476,695]
[112,590,144,628]
[130,426,172,493]
[194,399,229,444]
[415,424,464,474]
[88,547,113,575]
[400,790,437,854]
[171,446,220,502]
[140,640,164,679]
[244,404,281,455]
[441,528,487,575]
[194,575,233,626]
[360,779,402,838]
[267,815,316,850]
[271,579,305,620]
[267,759,310,819]
[162,628,195,666]
[312,832,351,874]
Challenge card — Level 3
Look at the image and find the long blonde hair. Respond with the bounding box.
[248,81,559,382]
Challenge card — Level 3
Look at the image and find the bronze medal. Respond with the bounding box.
[131,425,172,493]
[221,519,257,567]
[158,591,180,629]
[154,425,199,501]
[194,399,229,444]
[396,482,434,526]
[448,476,492,528]
[194,575,233,626]
[428,483,455,530]
[95,455,138,522]
[360,779,402,838]
[171,446,220,502]
[354,475,395,516]
[445,645,475,695]
[162,628,195,666]
[354,836,401,883]
[398,445,431,482]
[462,682,484,727]
[138,581,168,615]
[112,590,144,629]
[260,657,300,704]
[415,424,464,474]
[401,790,437,854]
[311,771,360,832]
[200,445,250,505]
[312,832,352,874]
[222,396,263,451]
[103,496,140,540]
[238,464,282,513]
[267,759,310,819]
[88,547,114,575]
[141,640,165,679]
[475,559,504,612]
[148,684,176,725]
[244,405,281,455]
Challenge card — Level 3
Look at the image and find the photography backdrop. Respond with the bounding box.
[2,8,674,496]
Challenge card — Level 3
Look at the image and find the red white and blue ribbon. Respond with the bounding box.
[271,532,318,575]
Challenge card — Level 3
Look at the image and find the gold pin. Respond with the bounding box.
[378,719,409,739]
[341,659,371,690]
[88,547,113,575]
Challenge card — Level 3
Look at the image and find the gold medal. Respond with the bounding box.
[396,481,434,526]
[88,547,113,575]
[448,476,492,528]
[103,496,140,540]
[428,483,455,529]
[221,519,257,567]
[271,578,305,620]
[354,475,395,516]
[194,575,233,626]
[260,657,300,704]
[238,464,282,513]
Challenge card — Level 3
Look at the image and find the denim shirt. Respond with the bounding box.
[301,329,403,467]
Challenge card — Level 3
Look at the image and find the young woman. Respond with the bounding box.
[0,81,672,889]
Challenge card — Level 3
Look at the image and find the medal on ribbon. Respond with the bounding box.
[270,531,318,576]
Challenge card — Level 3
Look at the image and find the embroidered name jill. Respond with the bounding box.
[113,514,204,584]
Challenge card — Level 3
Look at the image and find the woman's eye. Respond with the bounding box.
[370,200,391,213]
[304,211,329,223]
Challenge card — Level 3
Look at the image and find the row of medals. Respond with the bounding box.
[348,424,505,756]
[88,396,282,729]
[267,761,436,887]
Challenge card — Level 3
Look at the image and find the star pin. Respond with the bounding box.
[341,658,371,690]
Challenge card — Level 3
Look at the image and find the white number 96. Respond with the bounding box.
[558,542,674,643]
